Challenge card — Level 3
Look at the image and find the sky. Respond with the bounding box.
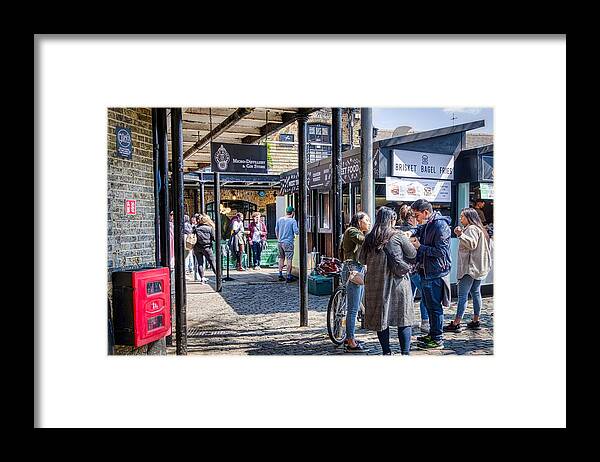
[372,107,493,134]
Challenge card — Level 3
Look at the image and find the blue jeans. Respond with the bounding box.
[251,241,263,268]
[341,261,364,341]
[410,273,429,322]
[421,277,445,342]
[456,275,483,321]
[377,326,412,355]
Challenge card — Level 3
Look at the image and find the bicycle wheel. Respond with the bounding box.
[327,286,347,345]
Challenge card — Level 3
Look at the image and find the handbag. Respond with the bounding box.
[348,270,364,285]
[185,233,197,250]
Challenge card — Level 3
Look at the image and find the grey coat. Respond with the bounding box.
[359,232,417,331]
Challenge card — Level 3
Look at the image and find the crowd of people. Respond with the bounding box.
[181,210,270,283]
[340,198,492,355]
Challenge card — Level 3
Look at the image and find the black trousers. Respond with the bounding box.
[193,246,216,279]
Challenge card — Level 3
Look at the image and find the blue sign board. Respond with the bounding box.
[115,126,133,160]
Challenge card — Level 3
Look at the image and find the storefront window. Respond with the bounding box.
[481,155,494,180]
[319,192,330,229]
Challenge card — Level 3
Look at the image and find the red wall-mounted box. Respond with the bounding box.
[112,267,171,348]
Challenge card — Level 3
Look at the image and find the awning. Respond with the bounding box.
[167,107,320,172]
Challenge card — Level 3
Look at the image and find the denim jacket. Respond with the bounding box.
[413,212,452,280]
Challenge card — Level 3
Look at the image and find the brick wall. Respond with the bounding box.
[107,107,164,355]
[465,133,494,149]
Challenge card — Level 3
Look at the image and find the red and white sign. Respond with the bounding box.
[125,199,137,215]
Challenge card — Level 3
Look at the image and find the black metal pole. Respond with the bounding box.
[171,108,187,355]
[156,109,172,346]
[152,109,161,266]
[298,115,309,327]
[332,108,343,291]
[199,174,206,214]
[214,172,223,292]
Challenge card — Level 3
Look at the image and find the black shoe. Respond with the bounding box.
[382,351,394,356]
[443,321,462,332]
[344,341,365,352]
[466,320,482,330]
[417,334,431,343]
[278,275,285,281]
[286,276,296,283]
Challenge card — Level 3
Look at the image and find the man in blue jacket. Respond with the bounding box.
[410,199,452,349]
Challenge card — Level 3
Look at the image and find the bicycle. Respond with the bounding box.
[319,257,365,346]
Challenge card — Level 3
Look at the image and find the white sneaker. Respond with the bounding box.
[420,321,430,334]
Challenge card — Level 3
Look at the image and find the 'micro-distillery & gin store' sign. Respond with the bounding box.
[211,142,268,174]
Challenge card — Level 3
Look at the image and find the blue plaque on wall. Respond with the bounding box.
[115,126,133,160]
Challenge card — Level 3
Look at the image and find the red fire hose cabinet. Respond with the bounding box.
[111,267,171,347]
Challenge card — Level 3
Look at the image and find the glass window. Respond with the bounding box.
[320,193,330,229]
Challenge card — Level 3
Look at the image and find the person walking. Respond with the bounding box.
[410,199,452,350]
[473,199,487,226]
[340,211,371,352]
[443,208,492,332]
[398,204,429,334]
[229,212,246,271]
[183,214,195,279]
[193,214,217,284]
[275,205,299,282]
[248,211,267,270]
[359,206,417,355]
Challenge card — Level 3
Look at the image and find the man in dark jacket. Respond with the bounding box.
[410,199,452,349]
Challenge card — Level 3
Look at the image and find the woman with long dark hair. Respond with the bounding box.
[359,206,417,355]
[340,211,371,352]
[444,208,491,332]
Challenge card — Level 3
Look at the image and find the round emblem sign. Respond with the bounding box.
[117,128,131,147]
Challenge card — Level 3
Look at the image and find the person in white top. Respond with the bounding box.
[444,208,492,332]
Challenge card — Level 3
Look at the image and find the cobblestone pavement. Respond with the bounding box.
[167,268,493,356]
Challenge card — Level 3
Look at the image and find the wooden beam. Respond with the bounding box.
[182,107,254,161]
[242,108,321,144]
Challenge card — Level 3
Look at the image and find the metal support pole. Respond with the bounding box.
[171,108,187,355]
[200,178,206,214]
[298,115,309,327]
[214,172,223,292]
[360,108,374,220]
[331,108,343,259]
[152,109,161,266]
[156,109,172,346]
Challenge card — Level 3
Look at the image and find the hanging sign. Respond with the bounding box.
[385,177,451,203]
[115,126,133,160]
[308,163,331,190]
[279,152,364,195]
[280,171,300,195]
[211,142,268,174]
[391,149,454,180]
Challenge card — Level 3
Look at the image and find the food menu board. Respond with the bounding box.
[479,182,494,199]
[385,177,451,203]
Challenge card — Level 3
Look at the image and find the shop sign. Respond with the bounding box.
[125,199,137,215]
[280,171,299,195]
[341,154,361,183]
[210,142,268,174]
[385,177,451,203]
[308,163,331,190]
[279,153,363,195]
[480,182,494,199]
[115,126,133,160]
[391,149,454,180]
